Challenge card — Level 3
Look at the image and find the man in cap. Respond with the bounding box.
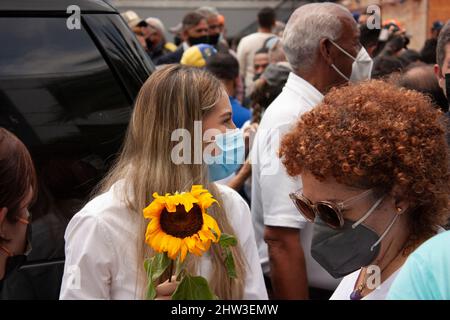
[143,17,177,60]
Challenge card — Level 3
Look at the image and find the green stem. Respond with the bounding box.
[168,260,174,282]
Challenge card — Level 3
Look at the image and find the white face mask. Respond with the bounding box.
[329,39,373,83]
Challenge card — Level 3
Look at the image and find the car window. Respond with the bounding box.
[0,17,131,146]
[0,16,135,299]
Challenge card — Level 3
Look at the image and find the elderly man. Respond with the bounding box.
[251,2,372,299]
[434,21,450,107]
[433,21,450,149]
[143,17,176,61]
[196,6,229,52]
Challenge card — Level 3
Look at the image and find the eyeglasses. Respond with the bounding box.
[289,188,375,229]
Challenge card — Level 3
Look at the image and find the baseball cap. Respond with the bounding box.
[432,20,444,31]
[121,10,143,29]
[181,44,217,67]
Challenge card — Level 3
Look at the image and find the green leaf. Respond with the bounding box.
[151,253,171,282]
[143,253,171,300]
[145,282,156,300]
[171,274,217,300]
[219,233,238,248]
[144,259,156,300]
[224,248,237,279]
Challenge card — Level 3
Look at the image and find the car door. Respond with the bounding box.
[0,11,152,299]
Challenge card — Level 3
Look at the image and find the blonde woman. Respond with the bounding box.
[59,65,267,300]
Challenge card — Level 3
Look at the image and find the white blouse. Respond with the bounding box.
[330,269,401,300]
[59,181,268,300]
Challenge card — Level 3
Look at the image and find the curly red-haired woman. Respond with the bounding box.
[279,80,450,300]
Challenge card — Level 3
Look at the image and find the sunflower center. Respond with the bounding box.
[159,204,204,238]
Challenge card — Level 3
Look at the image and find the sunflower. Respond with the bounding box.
[143,185,221,262]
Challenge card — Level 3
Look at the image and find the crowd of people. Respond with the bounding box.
[1,2,450,300]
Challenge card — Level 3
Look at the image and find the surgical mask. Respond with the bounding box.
[311,196,400,279]
[329,39,373,83]
[205,129,245,181]
[0,222,32,281]
[188,35,209,46]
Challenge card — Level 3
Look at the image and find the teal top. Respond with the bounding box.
[387,231,450,300]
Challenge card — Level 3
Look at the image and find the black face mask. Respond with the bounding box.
[188,35,209,46]
[208,33,220,46]
[174,36,182,47]
[145,39,154,51]
[1,223,32,281]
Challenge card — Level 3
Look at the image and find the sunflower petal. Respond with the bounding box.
[200,229,216,242]
[180,193,198,213]
[168,237,182,260]
[150,231,165,252]
[161,233,172,252]
[190,246,203,256]
[180,242,188,262]
[190,185,207,197]
[203,240,212,252]
[203,214,221,241]
[145,218,160,235]
[185,236,197,250]
[195,240,206,251]
[197,193,218,210]
[164,195,177,212]
[143,201,164,219]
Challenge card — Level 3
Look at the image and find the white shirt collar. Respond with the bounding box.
[285,72,324,106]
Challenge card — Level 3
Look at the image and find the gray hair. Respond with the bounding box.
[282,2,351,72]
[437,21,450,69]
[269,38,287,63]
[196,6,219,19]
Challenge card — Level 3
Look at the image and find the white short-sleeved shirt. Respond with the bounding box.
[251,72,341,290]
[236,32,275,90]
[59,181,268,300]
[330,269,401,300]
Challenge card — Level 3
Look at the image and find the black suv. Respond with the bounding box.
[0,0,154,299]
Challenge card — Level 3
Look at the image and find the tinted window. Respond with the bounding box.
[0,17,131,147]
[0,16,132,299]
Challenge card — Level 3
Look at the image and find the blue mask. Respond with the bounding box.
[205,129,245,181]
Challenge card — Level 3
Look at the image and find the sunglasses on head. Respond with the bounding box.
[289,188,375,229]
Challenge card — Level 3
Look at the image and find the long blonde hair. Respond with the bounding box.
[96,64,246,299]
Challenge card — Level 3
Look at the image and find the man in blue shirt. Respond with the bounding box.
[387,231,450,300]
[206,53,252,128]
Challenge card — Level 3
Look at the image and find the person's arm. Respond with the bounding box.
[264,226,309,299]
[227,159,251,191]
[221,185,268,300]
[236,39,248,80]
[257,124,310,300]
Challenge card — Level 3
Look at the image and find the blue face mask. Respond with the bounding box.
[205,129,245,181]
